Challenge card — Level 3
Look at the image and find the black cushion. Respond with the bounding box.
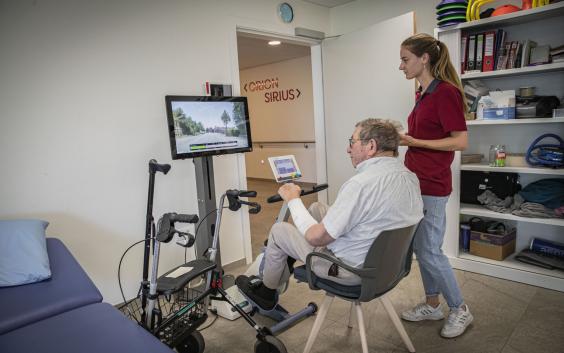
[294,265,361,300]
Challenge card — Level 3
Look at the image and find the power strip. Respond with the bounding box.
[210,285,253,321]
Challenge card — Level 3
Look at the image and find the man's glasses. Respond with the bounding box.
[348,138,369,147]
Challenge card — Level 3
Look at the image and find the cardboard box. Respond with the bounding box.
[469,229,516,261]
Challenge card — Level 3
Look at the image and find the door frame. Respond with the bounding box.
[230,26,327,263]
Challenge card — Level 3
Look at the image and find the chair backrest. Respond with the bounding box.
[358,223,418,302]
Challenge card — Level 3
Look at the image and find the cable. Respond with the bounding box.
[117,237,155,324]
[197,309,219,331]
[184,207,228,262]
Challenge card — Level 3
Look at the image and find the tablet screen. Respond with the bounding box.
[268,155,302,183]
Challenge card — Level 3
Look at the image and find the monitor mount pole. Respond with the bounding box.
[193,156,222,272]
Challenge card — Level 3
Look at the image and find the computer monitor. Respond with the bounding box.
[165,95,252,159]
[268,155,302,183]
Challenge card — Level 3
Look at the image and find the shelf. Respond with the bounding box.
[466,117,564,125]
[461,62,564,80]
[436,2,564,33]
[460,203,564,226]
[458,252,564,280]
[460,163,564,175]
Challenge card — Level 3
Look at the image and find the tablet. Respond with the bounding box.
[268,155,302,183]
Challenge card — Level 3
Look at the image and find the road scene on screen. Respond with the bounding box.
[171,101,248,153]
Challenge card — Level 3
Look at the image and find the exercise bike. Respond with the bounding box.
[241,184,329,335]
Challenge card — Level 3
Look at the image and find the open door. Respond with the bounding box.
[322,12,415,202]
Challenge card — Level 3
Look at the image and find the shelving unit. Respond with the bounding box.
[437,4,564,292]
[460,163,564,175]
[466,117,564,125]
[460,203,564,227]
[461,62,564,79]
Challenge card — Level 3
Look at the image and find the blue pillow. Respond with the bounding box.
[0,220,52,287]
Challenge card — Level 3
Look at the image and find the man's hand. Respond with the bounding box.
[278,183,302,202]
[399,133,417,147]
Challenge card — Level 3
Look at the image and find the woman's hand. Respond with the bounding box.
[400,133,417,147]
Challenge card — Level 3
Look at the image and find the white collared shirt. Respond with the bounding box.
[323,156,423,267]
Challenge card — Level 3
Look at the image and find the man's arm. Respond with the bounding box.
[278,183,335,247]
[304,223,335,247]
[400,131,468,151]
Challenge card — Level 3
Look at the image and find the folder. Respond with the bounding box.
[493,29,505,70]
[508,41,518,69]
[476,33,484,72]
[467,35,477,71]
[461,35,469,74]
[482,31,496,72]
[496,41,511,70]
[521,39,537,67]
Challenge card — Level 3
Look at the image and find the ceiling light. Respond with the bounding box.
[268,40,281,46]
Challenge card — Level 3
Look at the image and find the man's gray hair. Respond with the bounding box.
[355,118,402,156]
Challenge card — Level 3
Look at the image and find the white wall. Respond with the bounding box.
[329,0,521,37]
[0,0,329,304]
[322,12,415,202]
[240,55,317,182]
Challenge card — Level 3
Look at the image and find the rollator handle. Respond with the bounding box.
[156,213,199,243]
[169,213,199,224]
[149,159,171,175]
[238,190,257,198]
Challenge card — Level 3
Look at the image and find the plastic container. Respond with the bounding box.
[489,145,506,167]
[530,238,564,258]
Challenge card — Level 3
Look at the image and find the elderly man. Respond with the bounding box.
[237,118,423,310]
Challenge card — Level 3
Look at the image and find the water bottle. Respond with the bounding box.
[460,224,471,252]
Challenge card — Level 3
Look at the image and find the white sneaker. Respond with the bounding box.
[401,303,445,322]
[440,304,473,338]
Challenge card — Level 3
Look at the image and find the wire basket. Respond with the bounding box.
[118,282,208,347]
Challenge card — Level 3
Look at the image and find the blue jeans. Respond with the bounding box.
[413,195,463,309]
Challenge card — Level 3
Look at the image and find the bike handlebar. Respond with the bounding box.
[266,183,329,203]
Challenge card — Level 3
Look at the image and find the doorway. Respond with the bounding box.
[236,31,321,258]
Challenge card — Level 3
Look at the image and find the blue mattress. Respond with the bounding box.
[0,302,174,353]
[0,238,102,334]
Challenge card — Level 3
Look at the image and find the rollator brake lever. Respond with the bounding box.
[175,231,195,248]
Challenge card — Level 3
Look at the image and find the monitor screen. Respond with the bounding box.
[165,96,252,159]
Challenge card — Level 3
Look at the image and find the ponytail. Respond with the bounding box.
[402,33,468,113]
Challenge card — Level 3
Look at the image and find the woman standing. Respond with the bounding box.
[398,33,472,338]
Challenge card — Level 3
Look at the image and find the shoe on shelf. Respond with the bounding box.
[401,302,445,322]
[235,275,277,311]
[440,304,473,338]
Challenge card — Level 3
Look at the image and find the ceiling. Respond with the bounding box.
[301,0,356,7]
[236,0,358,69]
[237,35,311,70]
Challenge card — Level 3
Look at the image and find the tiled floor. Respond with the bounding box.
[200,179,564,353]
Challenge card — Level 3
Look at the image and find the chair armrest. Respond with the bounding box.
[304,251,378,290]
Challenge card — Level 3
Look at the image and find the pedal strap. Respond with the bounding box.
[249,277,263,289]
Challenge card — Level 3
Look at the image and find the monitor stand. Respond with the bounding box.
[193,156,221,273]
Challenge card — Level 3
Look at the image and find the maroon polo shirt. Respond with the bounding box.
[405,80,467,196]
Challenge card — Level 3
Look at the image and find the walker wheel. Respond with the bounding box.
[175,330,205,353]
[254,335,287,353]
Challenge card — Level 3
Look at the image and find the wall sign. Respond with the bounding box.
[243,77,302,103]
